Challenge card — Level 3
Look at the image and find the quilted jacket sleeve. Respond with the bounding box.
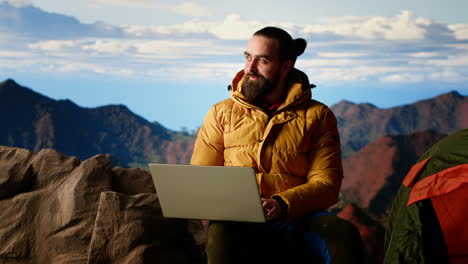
[273,107,343,219]
[190,105,225,166]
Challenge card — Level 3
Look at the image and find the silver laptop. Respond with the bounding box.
[149,164,266,223]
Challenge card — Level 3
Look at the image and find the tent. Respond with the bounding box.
[384,129,468,264]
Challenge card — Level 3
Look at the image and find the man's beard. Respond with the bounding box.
[241,72,278,105]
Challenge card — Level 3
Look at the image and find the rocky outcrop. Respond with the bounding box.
[0,146,202,264]
[338,204,385,264]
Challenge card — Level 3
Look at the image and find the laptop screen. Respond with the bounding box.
[149,164,266,223]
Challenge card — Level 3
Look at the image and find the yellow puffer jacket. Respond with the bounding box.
[191,68,343,220]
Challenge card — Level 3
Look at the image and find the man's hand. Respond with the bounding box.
[261,198,282,220]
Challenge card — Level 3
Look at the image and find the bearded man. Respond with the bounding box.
[191,26,363,264]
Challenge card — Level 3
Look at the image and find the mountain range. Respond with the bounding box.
[2,78,466,165]
[1,78,467,214]
[1,78,466,262]
[340,130,447,217]
[331,91,467,157]
[0,79,194,168]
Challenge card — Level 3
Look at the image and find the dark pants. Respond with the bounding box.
[205,212,364,264]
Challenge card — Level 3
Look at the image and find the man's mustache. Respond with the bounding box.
[245,72,265,79]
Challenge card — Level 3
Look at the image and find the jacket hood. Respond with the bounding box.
[230,68,313,111]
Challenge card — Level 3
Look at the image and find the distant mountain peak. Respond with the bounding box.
[0,78,35,97]
[93,104,133,115]
[0,78,20,88]
[336,99,355,105]
[443,90,461,96]
[331,99,379,117]
[435,90,463,99]
[333,99,377,107]
[330,100,355,116]
[0,79,184,167]
[0,78,52,102]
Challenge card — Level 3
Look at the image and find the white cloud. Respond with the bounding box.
[0,0,31,8]
[448,24,468,40]
[43,62,104,73]
[82,39,132,54]
[28,40,78,51]
[449,44,468,50]
[429,70,468,82]
[383,11,426,40]
[134,39,207,58]
[0,58,38,71]
[120,9,456,42]
[97,0,159,8]
[117,10,460,43]
[122,14,264,40]
[146,62,242,80]
[426,55,468,66]
[318,52,366,58]
[25,37,242,64]
[429,70,458,80]
[2,6,468,86]
[408,52,440,58]
[35,59,137,76]
[303,10,450,41]
[298,58,357,67]
[305,65,418,82]
[12,8,457,43]
[0,50,33,57]
[380,73,425,83]
[96,0,210,18]
[171,2,210,17]
[307,68,370,82]
[205,14,264,40]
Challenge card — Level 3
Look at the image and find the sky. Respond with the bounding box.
[1,0,467,131]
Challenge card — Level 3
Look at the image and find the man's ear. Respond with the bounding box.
[281,60,293,75]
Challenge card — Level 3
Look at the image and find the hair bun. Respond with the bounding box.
[293,38,307,57]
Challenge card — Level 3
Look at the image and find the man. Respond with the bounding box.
[191,27,362,263]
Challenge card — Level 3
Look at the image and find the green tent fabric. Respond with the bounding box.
[384,129,468,264]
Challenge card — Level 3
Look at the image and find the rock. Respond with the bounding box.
[0,146,201,263]
[338,204,385,264]
[111,166,156,195]
[0,147,34,198]
[87,192,199,264]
